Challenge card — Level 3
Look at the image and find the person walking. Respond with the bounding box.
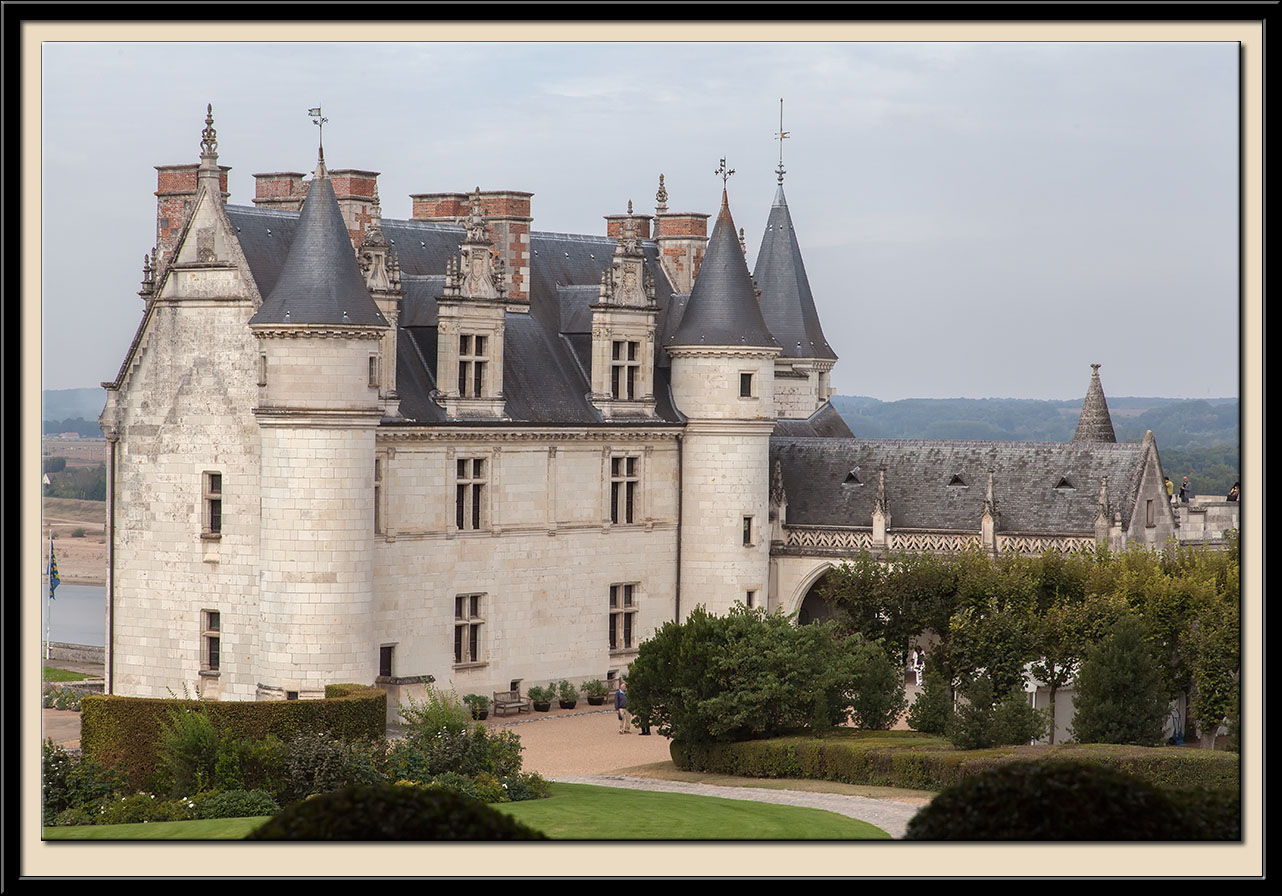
[1179,476,1191,504]
[1164,476,1176,505]
[615,680,632,734]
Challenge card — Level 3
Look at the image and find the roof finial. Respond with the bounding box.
[716,157,735,190]
[655,174,668,214]
[200,103,218,159]
[308,106,328,170]
[775,97,789,184]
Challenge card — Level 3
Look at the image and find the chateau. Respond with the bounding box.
[100,107,1193,705]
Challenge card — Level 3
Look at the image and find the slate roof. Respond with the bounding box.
[772,437,1149,533]
[1073,366,1118,442]
[229,196,686,426]
[248,169,387,328]
[753,185,837,361]
[668,191,779,350]
[773,402,855,439]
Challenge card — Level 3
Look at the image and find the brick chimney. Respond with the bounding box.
[653,211,708,294]
[605,201,652,240]
[154,163,229,272]
[329,169,380,250]
[252,172,308,211]
[410,189,533,302]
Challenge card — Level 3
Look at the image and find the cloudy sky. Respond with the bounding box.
[37,34,1242,402]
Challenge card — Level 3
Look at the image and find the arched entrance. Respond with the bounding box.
[796,568,842,626]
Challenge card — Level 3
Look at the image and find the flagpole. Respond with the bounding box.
[46,527,53,661]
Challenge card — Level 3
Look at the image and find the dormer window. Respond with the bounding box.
[1054,477,1076,494]
[611,340,640,400]
[458,334,488,398]
[948,475,968,488]
[844,470,863,485]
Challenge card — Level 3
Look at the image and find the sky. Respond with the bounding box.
[38,36,1243,402]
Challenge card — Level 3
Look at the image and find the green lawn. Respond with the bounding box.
[43,817,269,840]
[43,783,889,840]
[494,782,889,839]
[43,667,90,682]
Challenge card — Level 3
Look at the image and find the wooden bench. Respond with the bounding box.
[493,689,532,717]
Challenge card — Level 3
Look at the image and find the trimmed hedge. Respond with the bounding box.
[671,730,1239,794]
[81,686,385,791]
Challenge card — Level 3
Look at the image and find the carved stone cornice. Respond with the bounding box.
[251,325,385,340]
[665,345,783,359]
[376,427,683,444]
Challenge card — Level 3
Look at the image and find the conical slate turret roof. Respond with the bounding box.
[249,159,387,328]
[1072,364,1117,442]
[752,184,837,361]
[668,191,779,350]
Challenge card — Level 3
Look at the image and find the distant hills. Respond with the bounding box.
[42,388,106,423]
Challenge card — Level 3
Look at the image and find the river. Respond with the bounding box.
[41,583,105,647]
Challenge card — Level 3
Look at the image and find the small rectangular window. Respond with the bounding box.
[455,458,487,531]
[739,372,754,398]
[743,515,754,546]
[609,584,638,651]
[1146,499,1155,527]
[368,355,380,389]
[610,455,639,525]
[201,609,221,673]
[379,645,394,678]
[746,590,757,608]
[203,472,223,538]
[454,594,485,665]
[258,353,268,387]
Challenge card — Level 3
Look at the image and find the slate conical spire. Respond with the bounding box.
[668,190,778,349]
[250,154,387,328]
[1072,363,1117,442]
[752,183,836,361]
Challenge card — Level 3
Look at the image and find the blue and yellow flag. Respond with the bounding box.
[48,534,59,600]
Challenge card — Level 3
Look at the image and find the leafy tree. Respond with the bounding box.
[42,456,67,473]
[626,605,874,745]
[906,660,953,735]
[847,640,909,730]
[945,674,1047,750]
[1070,614,1168,746]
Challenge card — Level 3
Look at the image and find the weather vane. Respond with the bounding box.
[309,106,328,160]
[775,97,789,184]
[715,157,735,189]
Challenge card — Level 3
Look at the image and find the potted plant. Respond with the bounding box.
[556,679,579,710]
[463,693,491,721]
[583,679,608,706]
[527,684,553,712]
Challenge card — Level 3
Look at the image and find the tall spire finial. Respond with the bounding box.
[715,157,735,190]
[775,97,789,184]
[308,106,328,166]
[200,103,218,159]
[655,174,668,213]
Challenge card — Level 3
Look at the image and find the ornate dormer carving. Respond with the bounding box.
[872,467,891,547]
[600,215,654,310]
[981,470,1000,553]
[443,189,505,301]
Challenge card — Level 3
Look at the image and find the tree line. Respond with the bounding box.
[818,539,1240,747]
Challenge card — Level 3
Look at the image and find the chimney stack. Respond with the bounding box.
[410,189,533,302]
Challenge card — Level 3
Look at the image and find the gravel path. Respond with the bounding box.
[551,774,922,839]
[486,706,924,839]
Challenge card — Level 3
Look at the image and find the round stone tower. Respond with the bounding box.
[666,188,781,617]
[248,154,389,700]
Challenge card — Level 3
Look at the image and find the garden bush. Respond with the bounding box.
[193,789,281,820]
[281,732,387,803]
[945,674,1048,750]
[627,605,901,745]
[905,760,1236,840]
[42,740,126,826]
[246,784,547,840]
